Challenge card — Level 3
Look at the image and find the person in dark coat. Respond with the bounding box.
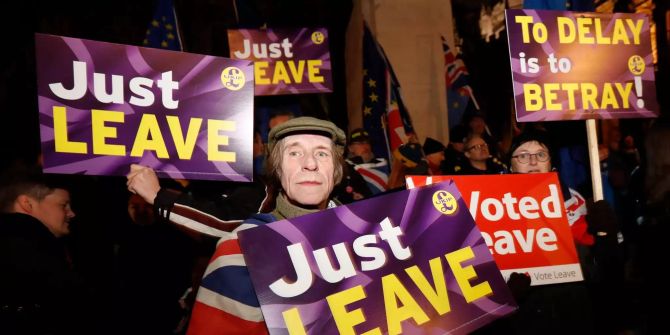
[0,174,101,334]
[441,124,469,174]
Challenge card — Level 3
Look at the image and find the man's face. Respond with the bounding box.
[253,132,265,158]
[426,151,445,168]
[464,137,489,162]
[469,116,486,135]
[280,134,335,209]
[32,189,75,237]
[348,141,371,158]
[511,141,551,174]
[451,142,465,153]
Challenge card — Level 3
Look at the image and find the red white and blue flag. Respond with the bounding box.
[187,222,267,335]
[362,22,414,163]
[442,36,479,127]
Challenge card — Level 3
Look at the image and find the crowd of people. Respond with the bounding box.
[1,111,668,334]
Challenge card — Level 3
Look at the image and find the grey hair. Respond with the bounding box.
[266,137,344,190]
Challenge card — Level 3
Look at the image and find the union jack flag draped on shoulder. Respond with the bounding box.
[187,218,268,334]
[442,36,479,128]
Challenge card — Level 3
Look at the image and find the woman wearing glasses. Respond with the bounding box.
[459,134,508,175]
[503,130,625,335]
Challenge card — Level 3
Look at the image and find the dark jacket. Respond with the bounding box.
[0,213,99,334]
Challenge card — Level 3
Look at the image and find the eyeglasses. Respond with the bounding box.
[512,151,550,164]
[466,143,488,151]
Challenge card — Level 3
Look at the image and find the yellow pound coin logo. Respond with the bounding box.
[628,55,645,76]
[311,31,325,45]
[221,67,245,91]
[432,190,458,215]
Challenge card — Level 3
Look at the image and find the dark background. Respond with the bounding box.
[0,0,354,169]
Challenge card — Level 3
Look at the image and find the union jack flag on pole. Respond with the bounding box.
[442,36,479,127]
[362,22,415,162]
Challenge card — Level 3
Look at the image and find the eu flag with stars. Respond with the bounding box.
[143,0,182,51]
[362,22,414,162]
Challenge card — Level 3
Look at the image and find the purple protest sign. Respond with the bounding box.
[35,33,254,181]
[238,181,516,334]
[506,9,658,122]
[228,28,332,96]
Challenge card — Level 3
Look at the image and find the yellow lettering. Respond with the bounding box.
[446,247,493,303]
[283,308,307,335]
[130,114,168,158]
[272,61,291,84]
[594,19,611,44]
[600,83,618,109]
[405,257,451,315]
[581,83,599,109]
[307,60,324,83]
[611,19,631,45]
[561,83,579,110]
[166,116,202,160]
[326,285,381,335]
[255,61,270,85]
[557,17,575,43]
[626,19,643,45]
[515,16,534,43]
[53,106,87,154]
[523,83,543,111]
[544,83,562,111]
[382,274,429,335]
[533,23,548,43]
[287,60,305,84]
[615,82,632,108]
[577,17,594,44]
[92,109,125,156]
[207,119,236,162]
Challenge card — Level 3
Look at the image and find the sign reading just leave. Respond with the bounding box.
[228,28,333,95]
[239,181,516,334]
[35,33,255,181]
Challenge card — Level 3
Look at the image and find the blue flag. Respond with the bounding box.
[362,22,414,162]
[143,0,182,51]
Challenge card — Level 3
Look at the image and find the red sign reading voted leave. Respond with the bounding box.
[407,173,583,286]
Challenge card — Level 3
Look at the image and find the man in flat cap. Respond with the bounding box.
[346,128,390,194]
[127,116,347,334]
[423,137,446,175]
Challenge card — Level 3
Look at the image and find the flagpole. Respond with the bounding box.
[470,90,481,110]
[172,2,184,51]
[380,115,393,163]
[232,0,240,24]
[586,119,604,201]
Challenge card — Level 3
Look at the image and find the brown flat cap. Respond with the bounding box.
[267,116,346,153]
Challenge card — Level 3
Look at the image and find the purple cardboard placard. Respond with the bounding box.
[239,181,517,334]
[506,9,658,121]
[228,28,332,95]
[35,33,254,181]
